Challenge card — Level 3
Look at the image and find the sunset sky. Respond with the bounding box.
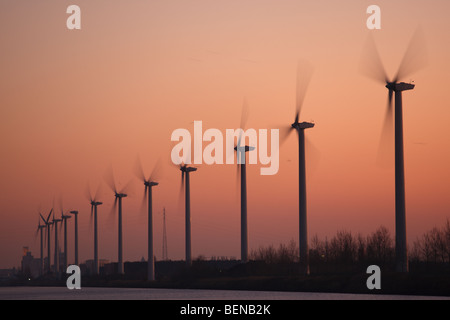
[1,0,450,269]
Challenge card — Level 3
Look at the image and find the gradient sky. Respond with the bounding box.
[1,0,450,269]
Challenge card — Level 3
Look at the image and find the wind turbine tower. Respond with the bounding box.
[36,216,45,276]
[360,30,427,272]
[41,209,53,274]
[53,213,63,275]
[70,211,79,266]
[61,212,72,271]
[279,62,315,275]
[234,99,255,263]
[134,157,161,281]
[90,200,103,275]
[180,164,197,266]
[104,169,130,275]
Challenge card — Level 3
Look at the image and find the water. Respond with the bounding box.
[0,286,448,300]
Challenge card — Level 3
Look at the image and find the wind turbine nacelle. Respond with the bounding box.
[70,211,78,214]
[293,122,315,130]
[386,82,415,92]
[144,181,159,187]
[234,146,255,152]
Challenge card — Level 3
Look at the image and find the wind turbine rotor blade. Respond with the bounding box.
[182,170,185,187]
[89,205,94,232]
[359,33,389,84]
[236,161,241,181]
[58,196,64,216]
[388,88,393,107]
[104,165,117,194]
[149,158,163,183]
[119,179,133,197]
[140,185,148,216]
[185,141,192,165]
[235,163,241,202]
[394,27,428,82]
[46,209,53,223]
[133,155,146,182]
[279,125,295,146]
[85,182,94,202]
[178,171,185,209]
[295,60,314,119]
[181,170,185,198]
[94,182,103,202]
[237,131,242,150]
[240,98,249,130]
[376,92,395,168]
[108,197,118,227]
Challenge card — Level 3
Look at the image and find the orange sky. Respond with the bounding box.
[1,1,450,269]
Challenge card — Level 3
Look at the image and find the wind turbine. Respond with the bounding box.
[234,99,255,263]
[279,61,315,275]
[36,215,46,276]
[52,212,63,275]
[87,184,103,275]
[104,168,129,275]
[176,150,198,266]
[134,157,161,281]
[360,30,427,273]
[40,209,53,274]
[70,211,79,266]
[60,209,72,272]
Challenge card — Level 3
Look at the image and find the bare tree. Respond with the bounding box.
[329,230,357,264]
[366,226,394,264]
[444,219,450,262]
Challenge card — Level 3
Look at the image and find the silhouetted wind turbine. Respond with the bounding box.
[279,61,315,275]
[36,215,46,276]
[87,183,103,275]
[234,99,255,263]
[70,211,79,266]
[60,209,71,272]
[52,211,63,275]
[104,168,130,275]
[134,157,161,281]
[176,150,197,266]
[360,29,427,273]
[40,209,53,274]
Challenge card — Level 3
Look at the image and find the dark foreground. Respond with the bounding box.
[11,260,450,298]
[5,273,450,298]
[1,286,448,300]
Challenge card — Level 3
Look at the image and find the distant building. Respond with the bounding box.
[21,247,41,278]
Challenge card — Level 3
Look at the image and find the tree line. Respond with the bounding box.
[250,221,450,274]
